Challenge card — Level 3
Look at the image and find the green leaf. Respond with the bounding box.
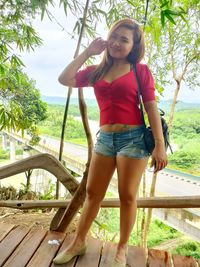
[160,1,169,9]
[126,0,136,7]
[41,8,45,20]
[178,6,187,14]
[92,0,101,3]
[0,79,8,90]
[165,12,176,25]
[179,13,187,23]
[167,9,181,16]
[161,11,165,27]
[15,71,20,83]
[63,2,68,16]
[73,20,81,35]
[15,56,26,67]
[96,8,107,17]
[0,64,5,76]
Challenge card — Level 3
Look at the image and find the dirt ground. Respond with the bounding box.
[0,207,78,234]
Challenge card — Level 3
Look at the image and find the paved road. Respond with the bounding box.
[146,169,200,196]
[40,135,89,160]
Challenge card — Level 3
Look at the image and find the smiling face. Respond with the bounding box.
[107,26,134,61]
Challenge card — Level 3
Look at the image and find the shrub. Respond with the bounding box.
[0,148,9,160]
[171,241,200,259]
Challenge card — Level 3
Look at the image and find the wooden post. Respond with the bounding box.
[50,163,89,232]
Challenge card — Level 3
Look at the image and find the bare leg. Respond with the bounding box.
[67,153,116,251]
[115,156,148,263]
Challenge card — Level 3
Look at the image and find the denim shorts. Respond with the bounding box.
[94,126,150,159]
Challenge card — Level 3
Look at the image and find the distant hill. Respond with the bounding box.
[158,100,200,113]
[42,95,200,112]
[41,95,97,106]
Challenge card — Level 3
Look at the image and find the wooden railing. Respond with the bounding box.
[1,196,200,209]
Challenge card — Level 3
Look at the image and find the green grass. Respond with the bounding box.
[91,208,181,246]
[170,239,200,259]
[0,148,9,160]
[91,208,200,258]
[67,138,87,146]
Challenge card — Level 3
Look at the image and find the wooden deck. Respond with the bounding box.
[0,223,199,267]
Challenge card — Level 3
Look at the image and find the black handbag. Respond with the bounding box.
[132,64,172,154]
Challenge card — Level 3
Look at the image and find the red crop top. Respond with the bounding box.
[75,63,155,126]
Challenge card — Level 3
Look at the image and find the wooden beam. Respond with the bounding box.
[0,153,79,195]
[172,254,197,267]
[1,195,200,209]
[49,165,89,231]
[147,249,172,267]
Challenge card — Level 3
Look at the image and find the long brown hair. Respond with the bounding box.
[89,18,145,85]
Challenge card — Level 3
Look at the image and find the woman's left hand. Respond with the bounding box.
[151,143,168,173]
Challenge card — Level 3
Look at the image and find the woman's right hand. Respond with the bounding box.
[86,37,107,57]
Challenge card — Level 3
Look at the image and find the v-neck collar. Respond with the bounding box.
[98,69,133,84]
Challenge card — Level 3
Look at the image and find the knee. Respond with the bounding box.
[86,186,103,203]
[119,193,137,206]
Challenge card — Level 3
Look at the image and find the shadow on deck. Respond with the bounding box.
[0,223,199,267]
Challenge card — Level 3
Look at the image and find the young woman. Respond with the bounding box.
[53,18,168,267]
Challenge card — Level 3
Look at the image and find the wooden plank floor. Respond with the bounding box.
[0,223,199,267]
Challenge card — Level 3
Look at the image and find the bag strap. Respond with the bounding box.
[132,64,173,153]
[132,64,166,119]
[132,64,146,126]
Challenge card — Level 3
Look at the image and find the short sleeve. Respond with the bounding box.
[75,65,96,88]
[137,64,155,103]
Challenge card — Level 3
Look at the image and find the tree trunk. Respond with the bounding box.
[168,80,181,130]
[140,172,146,247]
[25,170,32,193]
[143,79,182,249]
[143,172,157,249]
[78,88,93,161]
[56,0,90,198]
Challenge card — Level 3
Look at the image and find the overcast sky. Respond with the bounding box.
[20,4,200,103]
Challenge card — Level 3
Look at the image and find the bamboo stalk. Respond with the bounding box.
[57,0,90,198]
[1,196,200,209]
[50,0,92,231]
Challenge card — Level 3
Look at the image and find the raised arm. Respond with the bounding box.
[58,38,107,87]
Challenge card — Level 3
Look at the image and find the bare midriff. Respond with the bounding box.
[100,124,142,132]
